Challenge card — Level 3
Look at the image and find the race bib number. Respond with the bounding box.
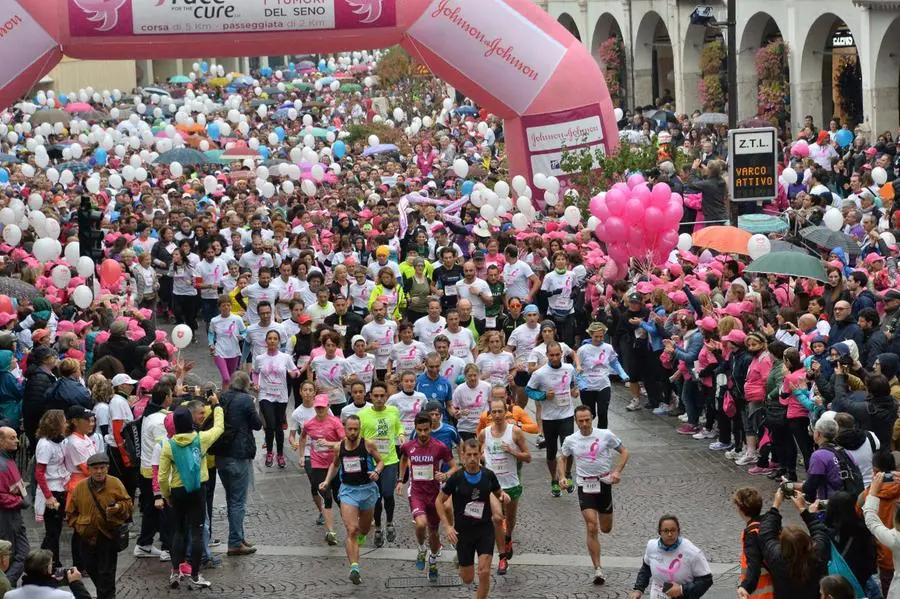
[485,316,497,328]
[376,345,391,357]
[314,439,330,453]
[342,457,362,473]
[374,439,391,455]
[554,390,571,407]
[445,285,457,297]
[582,479,604,494]
[334,325,348,337]
[464,501,485,519]
[650,583,668,599]
[412,465,434,481]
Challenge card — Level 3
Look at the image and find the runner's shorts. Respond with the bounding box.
[577,482,613,514]
[409,490,440,528]
[339,481,380,510]
[456,526,495,567]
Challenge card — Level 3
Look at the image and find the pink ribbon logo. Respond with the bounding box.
[73,0,126,32]
[656,556,683,583]
[579,439,600,461]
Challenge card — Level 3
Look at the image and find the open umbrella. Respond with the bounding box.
[694,112,729,126]
[738,213,789,235]
[738,117,775,129]
[222,146,261,161]
[770,240,814,255]
[362,144,399,157]
[340,83,362,93]
[64,102,93,114]
[799,226,861,256]
[290,81,312,91]
[55,161,92,175]
[168,75,191,84]
[142,87,171,98]
[0,154,21,164]
[0,279,39,301]
[456,106,478,116]
[154,148,210,166]
[692,226,752,255]
[250,98,274,107]
[204,150,231,165]
[30,109,71,126]
[297,60,315,69]
[208,77,229,87]
[745,252,827,282]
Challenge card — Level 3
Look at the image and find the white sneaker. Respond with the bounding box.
[724,449,742,460]
[692,428,715,440]
[133,545,162,558]
[678,413,689,422]
[736,452,759,466]
[189,575,212,589]
[159,550,170,562]
[625,399,642,411]
[593,567,606,585]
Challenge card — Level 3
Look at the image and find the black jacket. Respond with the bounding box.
[833,378,898,449]
[93,319,156,373]
[828,317,864,349]
[860,328,887,370]
[693,177,727,222]
[22,364,56,437]
[209,389,262,460]
[323,311,364,353]
[45,378,92,413]
[759,507,830,599]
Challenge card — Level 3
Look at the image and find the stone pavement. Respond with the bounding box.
[31,333,803,598]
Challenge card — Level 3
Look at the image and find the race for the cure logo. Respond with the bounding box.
[73,0,127,31]
[345,0,382,23]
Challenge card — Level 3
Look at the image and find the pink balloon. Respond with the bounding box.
[658,230,680,253]
[590,194,609,220]
[608,244,630,266]
[627,173,646,189]
[791,140,809,158]
[623,198,645,225]
[631,184,651,204]
[627,241,647,258]
[651,183,671,208]
[602,259,619,282]
[605,190,626,217]
[628,226,645,248]
[644,207,664,235]
[605,217,627,243]
[611,182,630,194]
[593,224,606,240]
[665,201,684,225]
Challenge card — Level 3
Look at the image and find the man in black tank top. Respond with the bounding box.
[319,415,384,585]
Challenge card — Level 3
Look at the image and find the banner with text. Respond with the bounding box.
[521,105,607,179]
[728,127,777,203]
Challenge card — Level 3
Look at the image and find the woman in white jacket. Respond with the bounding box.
[863,471,900,599]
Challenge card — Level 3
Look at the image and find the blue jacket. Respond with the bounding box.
[45,378,92,413]
[639,307,668,352]
[209,389,263,460]
[672,329,703,365]
[828,317,864,349]
[851,289,877,320]
[416,373,452,408]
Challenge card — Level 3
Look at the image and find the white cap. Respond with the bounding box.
[351,335,366,347]
[111,374,138,387]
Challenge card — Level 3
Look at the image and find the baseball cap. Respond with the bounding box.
[66,405,93,420]
[313,394,330,408]
[885,289,900,302]
[523,304,539,315]
[473,249,485,260]
[298,314,312,325]
[73,320,92,334]
[31,329,50,343]
[722,330,747,345]
[111,373,138,387]
[0,313,15,327]
[627,293,642,303]
[351,334,366,347]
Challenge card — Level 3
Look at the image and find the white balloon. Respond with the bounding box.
[512,213,528,231]
[35,153,49,168]
[256,166,269,180]
[873,167,888,186]
[422,116,433,128]
[512,175,527,194]
[64,241,80,265]
[268,133,279,146]
[563,205,581,228]
[781,167,798,185]
[544,191,559,206]
[59,170,74,185]
[135,167,148,182]
[72,285,93,309]
[51,264,71,288]
[282,181,295,194]
[367,135,380,147]
[586,216,600,232]
[262,182,276,198]
[545,176,560,194]
[823,207,844,232]
[452,159,468,178]
[303,114,313,126]
[614,107,624,121]
[534,173,548,189]
[171,324,193,349]
[470,191,485,207]
[516,197,532,214]
[27,193,43,210]
[677,233,693,252]
[747,234,772,260]
[301,179,317,197]
[1,223,20,245]
[32,237,59,263]
[169,162,183,177]
[311,164,325,182]
[44,218,60,240]
[479,205,495,220]
[494,181,510,199]
[204,175,217,194]
[76,256,94,278]
[20,164,34,178]
[303,134,315,148]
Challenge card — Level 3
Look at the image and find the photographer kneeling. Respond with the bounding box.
[6,549,91,599]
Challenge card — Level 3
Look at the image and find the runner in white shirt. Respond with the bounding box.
[240,267,279,325]
[450,364,492,441]
[238,236,276,283]
[502,246,539,303]
[195,245,228,311]
[443,310,476,363]
[360,301,398,378]
[433,335,466,392]
[207,296,246,386]
[345,336,377,393]
[271,261,303,322]
[413,299,446,349]
[309,331,350,411]
[387,323,429,376]
[454,261,492,320]
[558,405,629,586]
[244,301,287,361]
[349,268,376,316]
[253,330,301,468]
[475,331,516,388]
[576,322,623,429]
[387,372,428,438]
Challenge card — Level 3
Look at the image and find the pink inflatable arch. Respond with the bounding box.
[4,0,618,182]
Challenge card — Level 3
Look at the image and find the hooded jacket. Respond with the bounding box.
[0,350,22,432]
[22,362,56,437]
[875,353,900,404]
[835,427,880,485]
[833,377,898,449]
[860,481,900,571]
[208,389,263,461]
[45,378,92,413]
[860,327,887,371]
[157,406,224,498]
[829,315,864,349]
[852,288,877,320]
[759,507,830,599]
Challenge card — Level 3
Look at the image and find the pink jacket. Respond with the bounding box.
[780,368,810,419]
[744,353,773,402]
[697,345,718,388]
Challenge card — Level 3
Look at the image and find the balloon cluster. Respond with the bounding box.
[589,174,685,271]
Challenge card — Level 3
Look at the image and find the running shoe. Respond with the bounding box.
[564,479,575,494]
[677,413,689,422]
[692,428,716,440]
[593,568,606,585]
[676,424,701,435]
[316,512,325,526]
[265,453,274,468]
[551,482,561,497]
[386,523,396,543]
[428,562,439,581]
[748,465,776,475]
[133,545,163,558]
[416,549,427,570]
[159,550,170,562]
[652,406,669,416]
[374,528,384,547]
[189,575,212,589]
[201,556,222,569]
[169,570,181,589]
[625,399,642,411]
[497,556,508,575]
[708,441,733,451]
[276,455,286,469]
[536,434,546,449]
[179,562,192,577]
[208,539,222,548]
[325,531,338,546]
[356,534,366,547]
[349,563,361,585]
[736,452,759,466]
[724,449,743,460]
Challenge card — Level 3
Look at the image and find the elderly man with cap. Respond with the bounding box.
[65,452,132,599]
[0,426,28,586]
[93,308,155,374]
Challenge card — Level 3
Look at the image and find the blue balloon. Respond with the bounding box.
[260,66,273,78]
[318,59,326,68]
[332,140,346,158]
[207,123,221,140]
[94,148,108,166]
[0,169,9,183]
[58,94,68,105]
[259,147,270,160]
[289,63,296,70]
[835,129,854,149]
[461,180,474,197]
[275,126,286,142]
[200,61,209,74]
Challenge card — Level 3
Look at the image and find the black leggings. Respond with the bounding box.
[310,468,340,509]
[549,312,575,348]
[259,400,287,455]
[700,384,716,431]
[781,417,814,478]
[374,463,397,527]
[542,417,574,464]
[173,293,199,334]
[580,387,612,429]
[41,491,66,566]
[170,484,206,577]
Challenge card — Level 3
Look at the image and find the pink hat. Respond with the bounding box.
[65,349,84,360]
[163,412,175,437]
[138,376,156,391]
[0,313,15,327]
[864,253,885,264]
[667,263,684,277]
[57,321,75,333]
[138,308,152,320]
[722,303,744,317]
[668,291,688,305]
[74,320,92,334]
[697,316,718,332]
[313,394,330,408]
[95,331,110,345]
[635,282,655,295]
[722,330,747,345]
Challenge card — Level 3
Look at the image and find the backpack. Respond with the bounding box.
[122,418,143,465]
[822,444,865,497]
[169,436,203,493]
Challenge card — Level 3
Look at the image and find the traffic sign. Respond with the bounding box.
[728,127,778,203]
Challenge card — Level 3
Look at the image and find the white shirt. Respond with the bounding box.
[241,282,278,325]
[254,351,297,403]
[528,342,574,369]
[367,259,401,281]
[140,410,168,471]
[270,275,303,321]
[451,380,492,433]
[444,327,476,362]
[389,340,429,373]
[455,277,491,320]
[195,257,229,300]
[388,390,428,437]
[105,394,134,447]
[35,438,69,492]
[502,260,535,301]
[209,314,245,358]
[290,405,317,456]
[642,537,712,591]
[413,316,446,349]
[239,251,276,283]
[311,355,349,404]
[577,342,618,391]
[440,355,467,390]
[507,323,540,365]
[475,351,516,387]
[542,270,576,314]
[245,321,287,359]
[361,320,398,369]
[345,352,376,392]
[527,363,577,421]
[560,428,622,485]
[349,280,376,312]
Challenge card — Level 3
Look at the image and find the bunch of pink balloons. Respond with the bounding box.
[589,173,685,269]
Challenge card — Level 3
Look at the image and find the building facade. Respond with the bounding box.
[541,0,900,135]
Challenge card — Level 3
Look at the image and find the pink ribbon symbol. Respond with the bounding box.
[327,364,339,382]
[657,556,683,583]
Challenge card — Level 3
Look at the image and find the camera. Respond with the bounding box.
[885,473,895,482]
[818,500,829,509]
[780,481,797,498]
[52,566,69,580]
[205,388,215,398]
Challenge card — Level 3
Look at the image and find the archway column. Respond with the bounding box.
[860,9,898,135]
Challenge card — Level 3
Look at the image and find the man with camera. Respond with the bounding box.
[791,418,864,502]
[6,549,91,599]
